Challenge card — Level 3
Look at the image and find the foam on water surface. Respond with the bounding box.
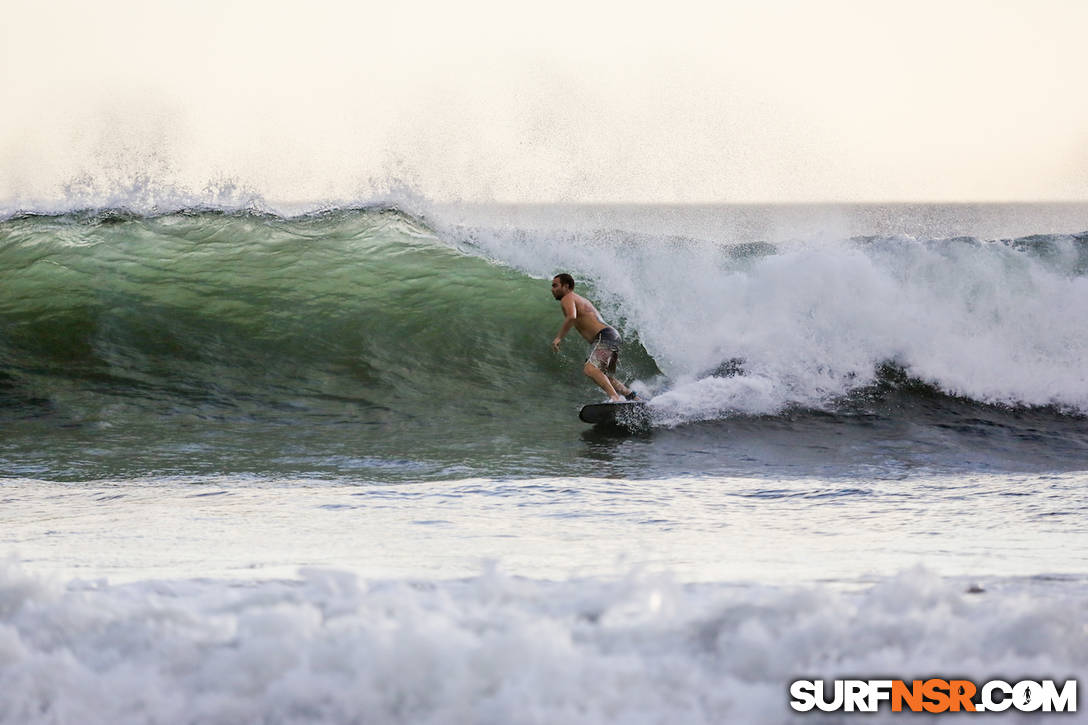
[1,560,1084,725]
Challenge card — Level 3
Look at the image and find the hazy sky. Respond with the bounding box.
[2,0,1086,204]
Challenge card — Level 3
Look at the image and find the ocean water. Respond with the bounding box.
[2,201,1087,723]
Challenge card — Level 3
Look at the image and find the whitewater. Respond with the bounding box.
[2,200,1087,723]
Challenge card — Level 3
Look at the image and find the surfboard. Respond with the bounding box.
[579,401,650,427]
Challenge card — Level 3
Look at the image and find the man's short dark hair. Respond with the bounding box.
[554,273,575,289]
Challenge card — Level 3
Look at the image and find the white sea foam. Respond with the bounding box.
[0,560,1083,724]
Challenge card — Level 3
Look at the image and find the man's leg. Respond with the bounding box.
[583,362,622,401]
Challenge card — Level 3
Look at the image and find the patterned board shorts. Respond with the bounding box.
[586,326,622,374]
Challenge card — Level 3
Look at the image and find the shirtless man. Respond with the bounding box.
[551,273,636,402]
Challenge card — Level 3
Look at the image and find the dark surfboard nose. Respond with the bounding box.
[579,401,649,427]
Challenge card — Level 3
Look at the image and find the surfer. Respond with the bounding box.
[551,273,637,402]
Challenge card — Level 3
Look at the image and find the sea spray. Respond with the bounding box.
[450,220,1088,412]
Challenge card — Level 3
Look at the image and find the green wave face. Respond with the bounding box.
[0,210,659,480]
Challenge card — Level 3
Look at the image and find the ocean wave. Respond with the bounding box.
[0,208,634,414]
[4,208,1088,413]
[8,208,1088,420]
[4,207,1088,480]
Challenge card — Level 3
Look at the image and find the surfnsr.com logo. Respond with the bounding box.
[789,679,1077,713]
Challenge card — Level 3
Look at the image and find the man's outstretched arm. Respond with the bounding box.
[552,296,577,352]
